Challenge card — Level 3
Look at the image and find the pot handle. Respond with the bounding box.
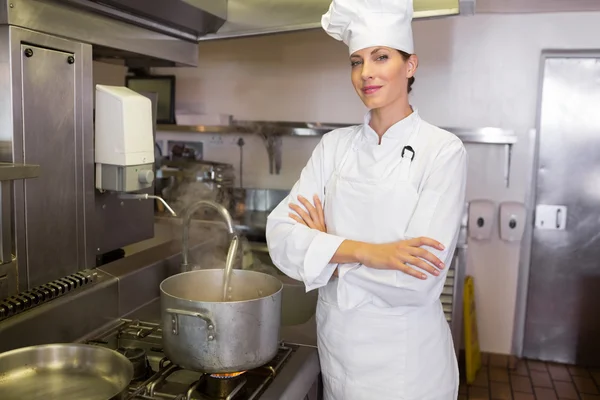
[166,308,216,341]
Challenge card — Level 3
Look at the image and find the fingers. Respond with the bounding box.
[406,256,440,276]
[392,260,427,280]
[313,195,326,227]
[288,194,327,232]
[410,246,444,269]
[407,236,445,251]
[289,204,316,229]
[297,195,320,224]
[288,213,307,226]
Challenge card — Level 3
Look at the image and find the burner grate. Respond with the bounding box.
[85,318,296,400]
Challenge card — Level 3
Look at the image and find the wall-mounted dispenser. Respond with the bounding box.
[94,84,155,192]
[467,200,495,240]
[499,201,526,242]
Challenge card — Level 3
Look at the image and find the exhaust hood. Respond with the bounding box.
[195,0,476,41]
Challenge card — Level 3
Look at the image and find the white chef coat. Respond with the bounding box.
[266,109,467,399]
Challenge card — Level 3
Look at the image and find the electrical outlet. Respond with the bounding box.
[209,134,224,145]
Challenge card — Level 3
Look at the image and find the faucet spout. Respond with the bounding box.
[181,200,236,272]
[118,193,177,217]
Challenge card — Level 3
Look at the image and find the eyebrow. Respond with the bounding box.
[350,47,386,59]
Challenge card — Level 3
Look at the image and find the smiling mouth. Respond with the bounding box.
[362,86,382,95]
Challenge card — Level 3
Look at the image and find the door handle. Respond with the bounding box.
[556,208,561,229]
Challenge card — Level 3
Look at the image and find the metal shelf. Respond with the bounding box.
[157,121,342,137]
[158,122,517,143]
[157,122,517,187]
[0,163,40,181]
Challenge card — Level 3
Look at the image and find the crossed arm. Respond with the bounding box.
[288,194,446,280]
[266,134,467,308]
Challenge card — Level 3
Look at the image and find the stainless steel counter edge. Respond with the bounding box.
[0,270,119,352]
[260,345,321,400]
[97,240,183,317]
[0,237,216,352]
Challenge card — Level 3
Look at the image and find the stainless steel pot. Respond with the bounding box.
[160,268,282,373]
[0,343,133,400]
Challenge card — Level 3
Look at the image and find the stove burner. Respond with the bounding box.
[204,374,247,398]
[210,371,247,379]
[85,319,301,399]
[118,347,152,381]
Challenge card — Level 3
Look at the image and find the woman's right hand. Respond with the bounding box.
[354,237,446,280]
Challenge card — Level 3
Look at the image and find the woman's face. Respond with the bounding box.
[350,46,417,110]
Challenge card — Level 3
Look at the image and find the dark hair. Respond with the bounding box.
[398,50,415,94]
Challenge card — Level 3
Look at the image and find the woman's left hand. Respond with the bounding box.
[289,194,327,233]
[289,195,338,277]
[289,194,338,278]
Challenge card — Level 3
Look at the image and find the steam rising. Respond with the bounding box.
[164,172,232,270]
[157,154,282,276]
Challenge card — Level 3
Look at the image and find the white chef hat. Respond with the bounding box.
[321,0,414,55]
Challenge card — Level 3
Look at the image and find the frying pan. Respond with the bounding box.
[0,343,133,400]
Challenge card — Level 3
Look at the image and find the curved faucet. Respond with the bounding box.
[181,200,237,273]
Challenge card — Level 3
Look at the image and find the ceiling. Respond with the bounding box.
[199,0,467,41]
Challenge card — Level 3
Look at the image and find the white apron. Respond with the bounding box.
[316,119,459,400]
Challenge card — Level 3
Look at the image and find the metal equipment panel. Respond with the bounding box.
[94,92,157,257]
[21,44,79,286]
[0,27,95,291]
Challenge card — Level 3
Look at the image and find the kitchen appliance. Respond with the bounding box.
[0,343,133,400]
[95,85,155,193]
[160,269,283,373]
[85,318,320,400]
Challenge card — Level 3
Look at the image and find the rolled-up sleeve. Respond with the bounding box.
[266,133,347,291]
[337,138,468,309]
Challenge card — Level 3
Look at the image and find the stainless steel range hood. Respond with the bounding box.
[196,0,476,41]
[25,0,473,67]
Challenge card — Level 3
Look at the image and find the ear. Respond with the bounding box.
[406,54,419,78]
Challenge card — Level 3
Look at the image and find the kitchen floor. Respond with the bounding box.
[459,353,600,400]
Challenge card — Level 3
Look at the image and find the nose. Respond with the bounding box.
[360,60,373,81]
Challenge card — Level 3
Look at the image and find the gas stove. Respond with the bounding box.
[85,319,319,400]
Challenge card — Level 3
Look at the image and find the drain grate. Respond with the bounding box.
[0,269,97,321]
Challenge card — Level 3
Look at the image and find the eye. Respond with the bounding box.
[350,60,362,67]
[376,54,389,62]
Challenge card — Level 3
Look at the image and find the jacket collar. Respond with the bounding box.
[361,107,420,143]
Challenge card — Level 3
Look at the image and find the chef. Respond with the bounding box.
[265,0,467,398]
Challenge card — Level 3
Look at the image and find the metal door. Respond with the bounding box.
[524,54,600,366]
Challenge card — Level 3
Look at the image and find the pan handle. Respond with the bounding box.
[166,308,216,341]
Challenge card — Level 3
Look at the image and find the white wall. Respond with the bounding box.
[149,11,600,355]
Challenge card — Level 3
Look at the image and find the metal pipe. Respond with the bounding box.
[118,193,177,217]
[180,200,235,271]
